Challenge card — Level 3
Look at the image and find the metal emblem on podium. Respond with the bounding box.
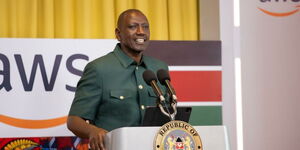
[154,120,203,150]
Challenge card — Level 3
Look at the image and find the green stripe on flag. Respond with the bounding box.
[189,106,222,125]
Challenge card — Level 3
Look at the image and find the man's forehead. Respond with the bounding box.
[124,12,147,21]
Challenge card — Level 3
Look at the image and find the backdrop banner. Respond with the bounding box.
[0,38,118,137]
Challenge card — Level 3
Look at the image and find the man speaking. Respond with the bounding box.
[67,9,168,150]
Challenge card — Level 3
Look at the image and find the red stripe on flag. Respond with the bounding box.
[170,71,221,102]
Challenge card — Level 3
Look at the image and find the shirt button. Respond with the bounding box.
[120,96,124,100]
[141,105,145,110]
[138,85,143,89]
[136,66,139,70]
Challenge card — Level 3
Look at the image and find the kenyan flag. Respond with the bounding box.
[145,41,222,126]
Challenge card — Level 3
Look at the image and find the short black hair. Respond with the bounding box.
[117,9,147,29]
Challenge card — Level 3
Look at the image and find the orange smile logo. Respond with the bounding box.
[0,114,67,129]
[258,4,300,17]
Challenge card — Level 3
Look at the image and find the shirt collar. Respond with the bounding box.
[113,43,149,68]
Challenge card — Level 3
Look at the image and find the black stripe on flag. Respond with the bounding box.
[144,41,221,66]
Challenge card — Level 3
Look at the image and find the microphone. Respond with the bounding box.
[143,69,174,121]
[157,69,178,102]
[142,70,165,102]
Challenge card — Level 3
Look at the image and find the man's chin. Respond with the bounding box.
[132,45,148,52]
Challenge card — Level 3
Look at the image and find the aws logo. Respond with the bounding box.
[258,0,300,17]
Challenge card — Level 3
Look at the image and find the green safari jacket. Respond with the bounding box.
[69,44,169,131]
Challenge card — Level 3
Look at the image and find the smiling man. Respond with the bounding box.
[115,9,150,62]
[67,9,168,150]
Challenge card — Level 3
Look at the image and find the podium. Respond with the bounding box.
[105,126,230,150]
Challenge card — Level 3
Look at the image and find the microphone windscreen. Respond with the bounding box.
[143,70,157,85]
[157,69,170,84]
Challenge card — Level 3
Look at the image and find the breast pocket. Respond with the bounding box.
[148,88,157,97]
[107,89,138,116]
[110,89,134,102]
[147,86,169,103]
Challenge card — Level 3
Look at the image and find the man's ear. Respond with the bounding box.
[115,28,121,41]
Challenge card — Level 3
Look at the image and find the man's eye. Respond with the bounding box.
[128,25,136,29]
[143,25,149,29]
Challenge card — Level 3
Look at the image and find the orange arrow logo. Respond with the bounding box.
[0,114,67,129]
[258,5,300,17]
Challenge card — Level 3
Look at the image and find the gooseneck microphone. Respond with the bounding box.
[157,69,178,120]
[157,69,178,102]
[142,70,165,102]
[143,70,174,120]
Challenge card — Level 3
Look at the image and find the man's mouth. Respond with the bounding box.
[135,38,145,44]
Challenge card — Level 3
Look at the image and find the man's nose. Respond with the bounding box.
[136,26,145,34]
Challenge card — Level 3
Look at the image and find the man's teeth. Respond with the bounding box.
[136,39,145,43]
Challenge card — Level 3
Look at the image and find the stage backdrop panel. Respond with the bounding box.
[0,39,221,138]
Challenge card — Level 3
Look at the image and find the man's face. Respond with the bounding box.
[116,12,150,53]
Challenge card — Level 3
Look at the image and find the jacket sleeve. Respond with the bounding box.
[68,62,102,121]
